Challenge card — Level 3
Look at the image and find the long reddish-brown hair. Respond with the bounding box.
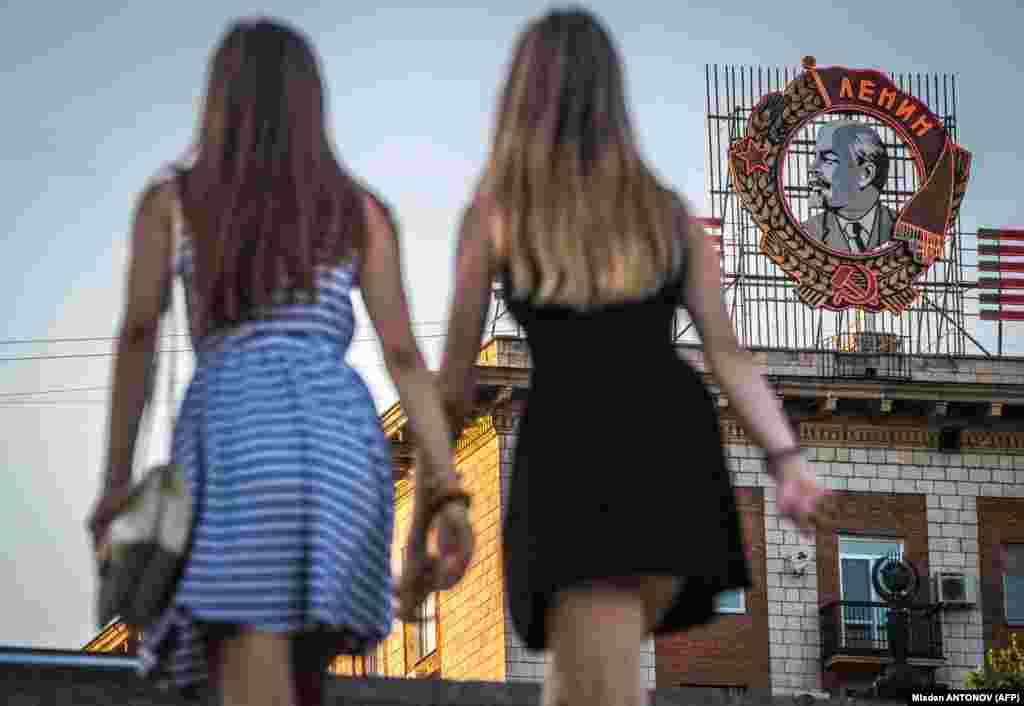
[177,18,366,334]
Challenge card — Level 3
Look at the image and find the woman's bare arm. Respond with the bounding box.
[437,199,499,434]
[358,195,459,499]
[103,183,175,489]
[683,207,826,536]
[681,217,800,456]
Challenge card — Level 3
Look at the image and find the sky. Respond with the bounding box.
[1,0,1022,650]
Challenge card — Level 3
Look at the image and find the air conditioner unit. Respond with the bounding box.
[932,572,977,607]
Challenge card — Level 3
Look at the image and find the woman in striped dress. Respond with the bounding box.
[86,18,473,706]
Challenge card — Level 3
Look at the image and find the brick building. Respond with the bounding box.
[85,334,1024,698]
[366,334,1024,697]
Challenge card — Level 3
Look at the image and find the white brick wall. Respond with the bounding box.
[475,338,1024,694]
[727,443,1024,695]
[490,408,1019,695]
[504,619,656,689]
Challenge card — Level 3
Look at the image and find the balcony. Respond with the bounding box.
[819,332,913,381]
[819,601,943,671]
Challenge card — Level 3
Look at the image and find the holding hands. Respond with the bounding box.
[394,454,475,622]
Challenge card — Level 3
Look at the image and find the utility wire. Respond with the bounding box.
[0,385,112,398]
[0,357,403,407]
[0,320,447,347]
[0,334,189,346]
[0,330,448,399]
[0,331,447,363]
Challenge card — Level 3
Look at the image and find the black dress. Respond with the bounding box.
[501,266,751,650]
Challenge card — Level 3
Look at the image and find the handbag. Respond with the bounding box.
[95,179,193,630]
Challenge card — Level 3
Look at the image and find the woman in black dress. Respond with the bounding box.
[437,8,826,706]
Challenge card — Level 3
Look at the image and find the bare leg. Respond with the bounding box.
[541,648,568,706]
[544,577,680,706]
[546,582,647,706]
[639,576,683,634]
[218,629,296,706]
[639,576,683,706]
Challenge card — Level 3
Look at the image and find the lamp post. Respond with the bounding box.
[870,553,929,699]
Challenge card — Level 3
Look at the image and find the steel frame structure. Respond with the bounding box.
[489,64,1007,359]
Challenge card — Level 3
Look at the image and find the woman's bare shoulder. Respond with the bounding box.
[463,189,507,266]
[360,188,398,236]
[130,176,178,233]
[136,166,183,218]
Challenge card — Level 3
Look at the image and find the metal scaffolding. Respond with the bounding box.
[489,64,999,359]
[673,64,982,358]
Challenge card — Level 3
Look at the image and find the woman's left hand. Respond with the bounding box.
[86,480,134,552]
[393,502,475,623]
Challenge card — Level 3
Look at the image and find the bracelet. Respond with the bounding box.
[764,446,803,476]
[426,489,472,519]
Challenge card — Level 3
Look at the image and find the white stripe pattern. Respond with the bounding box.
[138,168,394,693]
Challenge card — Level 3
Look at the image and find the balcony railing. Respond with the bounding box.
[819,601,943,665]
[819,332,913,381]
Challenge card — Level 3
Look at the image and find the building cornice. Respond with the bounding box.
[82,621,130,653]
[721,417,1024,451]
[380,337,1024,454]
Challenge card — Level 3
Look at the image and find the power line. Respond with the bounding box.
[0,349,191,362]
[0,331,447,399]
[0,358,404,407]
[0,334,189,346]
[0,320,447,347]
[0,399,114,406]
[0,385,111,398]
[0,332,448,363]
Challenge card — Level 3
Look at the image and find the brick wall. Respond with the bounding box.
[450,338,1024,695]
[812,490,928,694]
[369,426,505,681]
[976,497,1024,653]
[441,432,505,681]
[655,487,770,690]
[815,491,929,606]
[385,476,414,676]
[724,437,1024,695]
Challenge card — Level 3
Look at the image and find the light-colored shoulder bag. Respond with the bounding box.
[95,176,193,630]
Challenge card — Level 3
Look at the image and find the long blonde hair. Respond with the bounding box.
[482,7,686,310]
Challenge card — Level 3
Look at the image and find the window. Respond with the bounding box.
[327,655,355,676]
[714,588,746,614]
[838,536,903,647]
[364,643,384,676]
[1005,544,1024,625]
[330,645,386,677]
[414,592,438,661]
[401,544,440,674]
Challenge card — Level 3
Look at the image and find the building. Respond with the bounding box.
[84,333,1024,697]
[85,61,1024,697]
[370,334,1024,696]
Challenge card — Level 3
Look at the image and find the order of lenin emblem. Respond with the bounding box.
[729,56,972,314]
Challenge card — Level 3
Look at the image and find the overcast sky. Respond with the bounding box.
[1,0,1021,650]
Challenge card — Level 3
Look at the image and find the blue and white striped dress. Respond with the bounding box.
[138,169,394,692]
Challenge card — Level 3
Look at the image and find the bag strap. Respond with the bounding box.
[164,176,182,419]
[134,173,181,472]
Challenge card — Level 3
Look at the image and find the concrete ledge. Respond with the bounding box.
[0,665,906,706]
[0,651,905,706]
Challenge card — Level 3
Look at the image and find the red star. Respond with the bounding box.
[731,137,770,176]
